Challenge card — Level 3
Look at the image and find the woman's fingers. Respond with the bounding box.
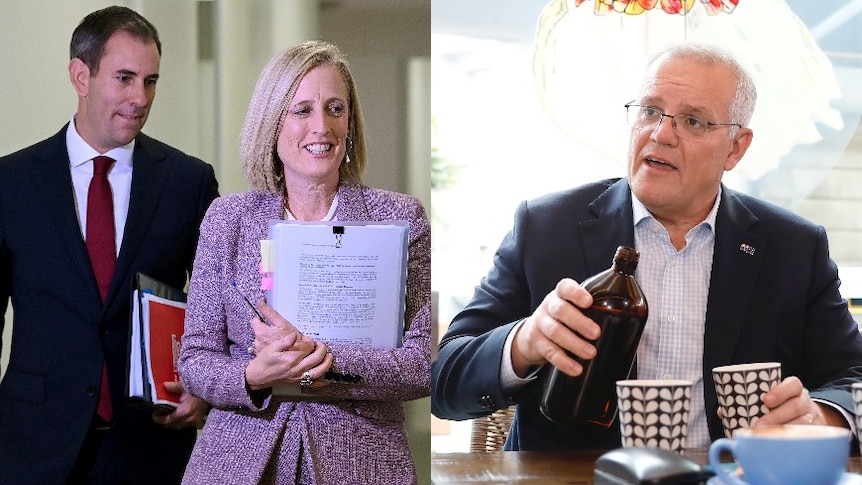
[256,300,301,334]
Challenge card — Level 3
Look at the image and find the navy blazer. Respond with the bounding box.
[0,126,219,484]
[431,178,862,450]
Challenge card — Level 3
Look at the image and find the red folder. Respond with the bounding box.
[145,297,185,405]
[126,273,187,414]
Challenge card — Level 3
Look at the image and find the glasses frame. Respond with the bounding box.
[624,100,742,139]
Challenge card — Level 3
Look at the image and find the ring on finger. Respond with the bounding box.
[300,371,313,388]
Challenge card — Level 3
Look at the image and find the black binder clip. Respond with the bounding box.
[333,226,344,248]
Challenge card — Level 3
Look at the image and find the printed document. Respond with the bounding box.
[266,220,409,349]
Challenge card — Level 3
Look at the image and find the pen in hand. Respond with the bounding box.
[231,281,266,323]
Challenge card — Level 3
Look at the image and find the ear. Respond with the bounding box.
[69,58,91,97]
[723,127,753,172]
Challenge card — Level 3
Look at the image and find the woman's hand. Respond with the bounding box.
[244,301,334,390]
[249,299,310,353]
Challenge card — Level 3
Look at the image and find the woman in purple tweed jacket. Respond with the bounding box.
[177,41,430,484]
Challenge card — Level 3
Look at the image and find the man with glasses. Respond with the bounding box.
[431,42,862,450]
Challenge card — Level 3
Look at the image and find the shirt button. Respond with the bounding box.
[662,374,672,380]
[667,315,675,323]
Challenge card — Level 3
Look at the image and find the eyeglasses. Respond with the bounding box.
[624,101,741,140]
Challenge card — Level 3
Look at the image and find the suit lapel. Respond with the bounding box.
[112,134,167,304]
[578,179,637,276]
[703,187,766,375]
[32,128,104,304]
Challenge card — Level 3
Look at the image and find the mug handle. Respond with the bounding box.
[708,438,746,485]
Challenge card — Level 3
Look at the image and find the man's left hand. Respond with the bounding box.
[757,376,848,428]
[152,381,209,430]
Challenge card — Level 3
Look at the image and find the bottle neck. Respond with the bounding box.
[613,247,639,275]
[614,258,638,275]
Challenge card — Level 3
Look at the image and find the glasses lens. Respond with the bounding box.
[626,105,643,126]
[675,115,708,138]
[625,105,708,140]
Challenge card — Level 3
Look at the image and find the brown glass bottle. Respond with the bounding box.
[539,246,648,429]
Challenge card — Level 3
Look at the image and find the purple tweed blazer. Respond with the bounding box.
[178,183,430,484]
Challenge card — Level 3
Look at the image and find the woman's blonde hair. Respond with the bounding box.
[240,40,366,193]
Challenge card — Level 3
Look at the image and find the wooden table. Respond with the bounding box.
[431,449,862,484]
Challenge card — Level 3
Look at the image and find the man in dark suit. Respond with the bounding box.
[431,42,862,450]
[0,6,218,483]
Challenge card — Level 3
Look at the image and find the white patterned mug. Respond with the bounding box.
[616,379,693,454]
[712,362,781,438]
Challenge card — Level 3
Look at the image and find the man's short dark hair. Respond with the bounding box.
[70,6,161,74]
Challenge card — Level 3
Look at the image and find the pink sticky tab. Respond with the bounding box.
[260,276,273,291]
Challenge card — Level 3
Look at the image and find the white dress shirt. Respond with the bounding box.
[632,190,717,448]
[66,116,133,256]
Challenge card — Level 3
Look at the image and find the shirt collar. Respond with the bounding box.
[66,115,135,169]
[631,185,721,233]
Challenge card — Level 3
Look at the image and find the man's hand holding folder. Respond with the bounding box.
[127,273,208,429]
[152,381,208,430]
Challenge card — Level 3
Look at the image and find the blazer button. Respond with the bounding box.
[477,395,496,409]
[87,387,97,397]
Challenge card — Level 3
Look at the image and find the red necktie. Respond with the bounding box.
[86,155,116,422]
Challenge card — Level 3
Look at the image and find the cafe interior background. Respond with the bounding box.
[431,0,862,452]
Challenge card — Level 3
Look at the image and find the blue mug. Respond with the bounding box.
[708,425,850,485]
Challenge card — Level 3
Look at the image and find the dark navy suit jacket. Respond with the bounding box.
[0,126,219,484]
[432,178,862,450]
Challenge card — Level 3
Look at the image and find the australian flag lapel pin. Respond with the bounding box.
[739,243,755,256]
